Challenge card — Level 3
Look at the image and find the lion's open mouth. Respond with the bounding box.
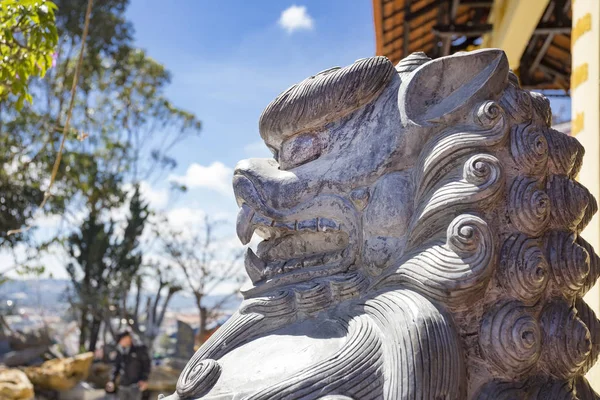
[237,204,351,287]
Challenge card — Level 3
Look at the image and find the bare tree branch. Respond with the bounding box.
[154,216,244,338]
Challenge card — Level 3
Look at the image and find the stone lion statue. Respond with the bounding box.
[163,49,600,399]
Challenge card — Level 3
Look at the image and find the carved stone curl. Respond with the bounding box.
[508,176,550,236]
[479,301,541,377]
[577,236,600,296]
[547,175,592,232]
[546,231,590,298]
[576,298,600,375]
[176,359,221,398]
[499,76,533,124]
[510,122,548,175]
[540,301,592,379]
[381,214,494,309]
[394,51,430,73]
[498,234,548,303]
[544,127,584,178]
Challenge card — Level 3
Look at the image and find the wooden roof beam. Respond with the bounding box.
[383,0,446,34]
[459,0,493,7]
[373,0,384,56]
[403,0,412,57]
[433,23,493,37]
[434,22,571,37]
[441,0,461,56]
[481,0,551,70]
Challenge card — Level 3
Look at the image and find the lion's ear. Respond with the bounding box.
[400,49,509,124]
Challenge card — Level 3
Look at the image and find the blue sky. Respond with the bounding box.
[123,0,377,236]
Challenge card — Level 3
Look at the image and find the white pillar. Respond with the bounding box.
[572,0,600,390]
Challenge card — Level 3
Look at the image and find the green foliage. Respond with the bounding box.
[0,0,58,109]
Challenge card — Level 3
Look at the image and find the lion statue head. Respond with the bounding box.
[165,49,600,400]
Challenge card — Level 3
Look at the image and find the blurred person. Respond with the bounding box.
[105,331,151,400]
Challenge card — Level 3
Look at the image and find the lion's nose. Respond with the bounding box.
[233,158,281,209]
[233,159,280,205]
[233,158,307,211]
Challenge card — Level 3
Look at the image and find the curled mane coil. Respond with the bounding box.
[498,234,548,303]
[379,214,494,308]
[508,177,550,236]
[479,301,541,377]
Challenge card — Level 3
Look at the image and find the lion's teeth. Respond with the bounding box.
[236,204,255,245]
[297,218,318,232]
[318,218,338,232]
[245,248,265,284]
[252,213,273,227]
[274,221,296,231]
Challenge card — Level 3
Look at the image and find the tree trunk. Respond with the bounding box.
[88,317,102,352]
[144,297,154,346]
[102,322,107,348]
[79,310,88,351]
[156,290,176,330]
[199,306,207,343]
[194,293,206,343]
[134,277,142,323]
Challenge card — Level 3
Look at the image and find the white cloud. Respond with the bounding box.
[122,181,169,210]
[166,207,207,229]
[278,5,314,33]
[161,207,236,238]
[139,181,169,209]
[169,162,233,196]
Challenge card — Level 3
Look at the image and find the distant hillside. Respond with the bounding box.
[0,278,70,310]
[0,278,241,312]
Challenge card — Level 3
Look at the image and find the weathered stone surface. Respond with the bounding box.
[23,352,93,392]
[162,49,600,399]
[0,368,34,400]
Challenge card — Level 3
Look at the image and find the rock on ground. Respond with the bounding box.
[0,368,34,400]
[24,352,93,392]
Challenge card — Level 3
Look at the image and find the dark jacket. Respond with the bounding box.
[109,344,151,386]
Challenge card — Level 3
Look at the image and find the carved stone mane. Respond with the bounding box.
[164,49,600,399]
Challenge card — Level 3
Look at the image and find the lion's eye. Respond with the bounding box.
[279,133,321,169]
